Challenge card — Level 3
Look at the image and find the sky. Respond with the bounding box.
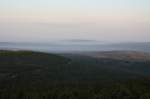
[0,0,150,43]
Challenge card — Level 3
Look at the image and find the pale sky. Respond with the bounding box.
[0,0,150,42]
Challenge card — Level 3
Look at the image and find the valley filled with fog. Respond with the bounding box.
[0,41,150,53]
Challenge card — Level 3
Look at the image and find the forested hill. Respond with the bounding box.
[0,50,69,68]
[0,50,150,99]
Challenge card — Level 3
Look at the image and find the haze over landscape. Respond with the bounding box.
[0,1,150,99]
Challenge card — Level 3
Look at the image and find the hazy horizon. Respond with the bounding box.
[0,0,150,42]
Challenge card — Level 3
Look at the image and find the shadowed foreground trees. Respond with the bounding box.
[1,80,150,99]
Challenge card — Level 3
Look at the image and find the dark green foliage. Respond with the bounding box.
[0,50,150,99]
[0,80,150,99]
